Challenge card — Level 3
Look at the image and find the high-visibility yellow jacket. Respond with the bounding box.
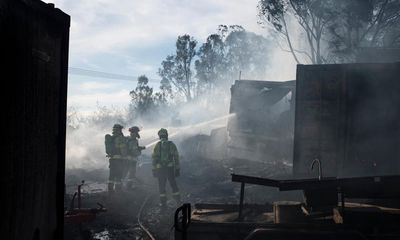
[126,136,142,161]
[152,139,179,170]
[111,133,128,159]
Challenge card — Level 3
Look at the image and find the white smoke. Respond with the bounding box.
[65,14,307,170]
[66,124,109,169]
[66,89,232,169]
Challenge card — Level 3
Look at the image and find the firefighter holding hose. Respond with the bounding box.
[152,128,181,209]
[125,126,145,189]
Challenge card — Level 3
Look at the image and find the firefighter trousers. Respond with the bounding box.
[157,167,180,205]
[125,160,137,180]
[108,158,124,190]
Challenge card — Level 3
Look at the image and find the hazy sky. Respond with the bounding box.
[43,0,296,113]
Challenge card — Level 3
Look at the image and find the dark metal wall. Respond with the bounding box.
[293,63,400,179]
[1,0,70,239]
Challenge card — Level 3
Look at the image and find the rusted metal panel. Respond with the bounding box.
[2,0,70,239]
[293,63,400,178]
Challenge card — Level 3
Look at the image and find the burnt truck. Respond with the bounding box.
[227,80,296,163]
[174,62,400,240]
[180,80,296,164]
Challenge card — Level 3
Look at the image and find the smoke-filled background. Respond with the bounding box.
[63,24,297,170]
[46,0,399,172]
[65,95,233,169]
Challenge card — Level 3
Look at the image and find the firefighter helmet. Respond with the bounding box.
[129,126,140,133]
[113,124,123,129]
[158,128,168,138]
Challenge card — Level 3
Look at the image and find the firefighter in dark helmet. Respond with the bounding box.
[125,126,145,189]
[152,128,180,209]
[105,123,128,193]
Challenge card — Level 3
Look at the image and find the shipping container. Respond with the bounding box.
[293,62,400,178]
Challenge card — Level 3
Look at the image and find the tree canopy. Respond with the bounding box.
[258,0,400,63]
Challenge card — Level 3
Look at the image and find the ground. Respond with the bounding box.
[64,155,297,240]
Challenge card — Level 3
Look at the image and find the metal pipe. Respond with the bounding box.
[238,182,245,220]
[311,158,322,180]
[77,180,85,209]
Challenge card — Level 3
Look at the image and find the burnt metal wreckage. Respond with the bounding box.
[227,80,296,163]
[64,181,107,224]
[174,61,400,240]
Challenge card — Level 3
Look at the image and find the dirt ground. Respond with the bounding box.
[64,154,300,240]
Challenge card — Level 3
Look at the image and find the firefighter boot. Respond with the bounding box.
[160,194,167,211]
[173,192,181,206]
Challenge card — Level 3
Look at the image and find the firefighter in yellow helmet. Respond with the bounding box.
[152,128,180,209]
[105,124,128,193]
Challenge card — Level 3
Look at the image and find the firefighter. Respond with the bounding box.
[152,128,181,209]
[125,126,145,189]
[105,123,128,193]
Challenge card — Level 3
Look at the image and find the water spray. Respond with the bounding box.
[143,113,236,149]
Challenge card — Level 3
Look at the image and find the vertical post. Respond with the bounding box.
[341,190,345,223]
[239,182,245,220]
[78,185,81,209]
